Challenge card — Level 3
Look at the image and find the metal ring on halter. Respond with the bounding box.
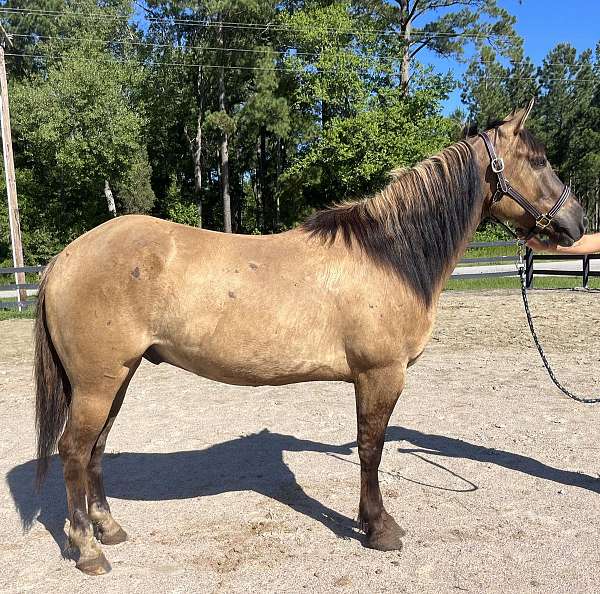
[535,214,553,230]
[491,157,504,173]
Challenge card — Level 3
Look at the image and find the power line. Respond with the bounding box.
[480,76,595,82]
[3,51,399,74]
[5,32,404,62]
[10,33,590,69]
[478,60,591,69]
[7,33,595,74]
[6,52,598,84]
[0,6,522,41]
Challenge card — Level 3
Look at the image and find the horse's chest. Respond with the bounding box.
[347,301,435,369]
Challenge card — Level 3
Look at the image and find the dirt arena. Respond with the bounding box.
[1,289,600,593]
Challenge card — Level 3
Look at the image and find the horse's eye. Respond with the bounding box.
[530,157,547,169]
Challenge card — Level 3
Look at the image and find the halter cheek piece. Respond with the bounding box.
[478,131,571,240]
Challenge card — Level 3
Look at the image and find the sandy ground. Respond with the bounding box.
[1,288,600,594]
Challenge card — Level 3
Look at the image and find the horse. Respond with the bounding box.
[33,99,586,574]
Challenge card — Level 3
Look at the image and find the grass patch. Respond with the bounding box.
[0,294,37,320]
[0,307,36,320]
[0,271,43,286]
[463,244,515,259]
[445,275,600,291]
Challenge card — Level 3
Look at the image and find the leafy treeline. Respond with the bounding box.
[0,0,598,265]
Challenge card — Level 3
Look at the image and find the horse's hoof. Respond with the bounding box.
[76,553,111,575]
[99,527,127,546]
[367,528,404,551]
[365,514,405,552]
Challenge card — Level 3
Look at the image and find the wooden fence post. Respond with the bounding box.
[0,42,27,309]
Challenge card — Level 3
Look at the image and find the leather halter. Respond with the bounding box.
[478,131,571,239]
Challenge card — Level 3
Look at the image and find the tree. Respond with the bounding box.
[142,0,282,231]
[536,43,600,226]
[356,0,517,92]
[535,44,595,172]
[461,43,537,127]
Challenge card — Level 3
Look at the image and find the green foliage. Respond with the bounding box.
[472,223,512,243]
[115,149,156,214]
[204,110,236,136]
[461,45,537,128]
[5,35,153,258]
[0,308,37,321]
[280,84,454,211]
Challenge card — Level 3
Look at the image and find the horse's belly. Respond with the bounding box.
[151,327,351,386]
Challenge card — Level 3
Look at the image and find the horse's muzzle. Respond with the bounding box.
[552,209,587,247]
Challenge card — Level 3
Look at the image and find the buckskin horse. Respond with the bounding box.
[33,100,586,574]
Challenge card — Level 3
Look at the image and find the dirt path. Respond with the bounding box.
[1,289,599,593]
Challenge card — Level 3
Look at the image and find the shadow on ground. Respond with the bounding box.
[7,427,599,552]
[6,430,357,552]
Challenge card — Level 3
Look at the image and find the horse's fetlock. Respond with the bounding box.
[88,501,110,521]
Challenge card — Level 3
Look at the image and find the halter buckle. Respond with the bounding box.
[535,214,553,230]
[491,157,504,173]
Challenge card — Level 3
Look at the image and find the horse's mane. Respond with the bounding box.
[302,140,481,306]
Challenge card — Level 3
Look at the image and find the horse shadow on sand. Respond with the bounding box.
[6,430,358,553]
[6,427,600,554]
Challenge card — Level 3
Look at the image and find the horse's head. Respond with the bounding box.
[477,99,586,247]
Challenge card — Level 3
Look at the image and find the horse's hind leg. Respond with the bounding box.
[87,359,140,546]
[58,369,131,575]
[355,365,406,551]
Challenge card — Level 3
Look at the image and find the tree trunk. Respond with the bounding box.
[399,0,412,94]
[321,99,331,130]
[259,126,271,231]
[104,180,116,217]
[194,65,204,228]
[218,20,232,233]
[275,138,281,229]
[254,139,263,231]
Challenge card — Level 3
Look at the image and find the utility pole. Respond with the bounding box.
[0,26,26,308]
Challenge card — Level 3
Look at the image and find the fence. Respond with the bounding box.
[524,249,600,288]
[0,265,45,310]
[450,240,518,280]
[451,241,599,287]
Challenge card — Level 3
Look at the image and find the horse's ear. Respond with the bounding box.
[508,97,535,135]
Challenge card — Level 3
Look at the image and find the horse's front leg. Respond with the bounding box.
[355,365,406,551]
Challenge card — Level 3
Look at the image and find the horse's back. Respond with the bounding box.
[44,215,356,384]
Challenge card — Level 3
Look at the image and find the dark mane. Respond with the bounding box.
[302,141,481,306]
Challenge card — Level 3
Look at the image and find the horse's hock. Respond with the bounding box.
[2,288,600,592]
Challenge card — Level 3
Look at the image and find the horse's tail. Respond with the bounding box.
[34,256,71,490]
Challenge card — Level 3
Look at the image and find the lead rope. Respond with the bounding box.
[516,241,600,404]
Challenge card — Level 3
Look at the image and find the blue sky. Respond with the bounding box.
[423,0,600,113]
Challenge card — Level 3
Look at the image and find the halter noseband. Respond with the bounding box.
[478,131,571,239]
